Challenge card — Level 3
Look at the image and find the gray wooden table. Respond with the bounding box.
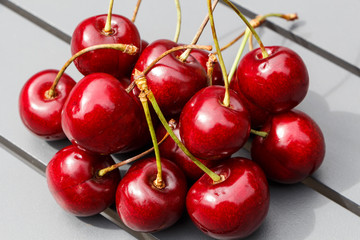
[1,0,359,239]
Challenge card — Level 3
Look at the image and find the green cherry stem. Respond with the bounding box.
[223,0,268,59]
[173,0,181,43]
[104,0,114,34]
[45,43,138,99]
[131,0,142,22]
[139,92,165,189]
[250,129,268,138]
[178,0,219,62]
[146,90,221,183]
[97,132,169,177]
[228,28,251,84]
[207,0,230,107]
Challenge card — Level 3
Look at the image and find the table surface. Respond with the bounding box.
[1,0,360,239]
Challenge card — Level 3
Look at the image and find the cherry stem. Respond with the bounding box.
[249,32,254,51]
[173,0,181,43]
[97,132,169,177]
[45,43,138,99]
[178,0,219,62]
[139,92,165,189]
[144,90,221,182]
[206,53,217,86]
[222,0,268,59]
[207,0,230,107]
[250,129,268,138]
[104,0,114,34]
[131,0,142,22]
[228,28,251,84]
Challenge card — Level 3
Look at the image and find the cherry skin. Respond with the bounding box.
[186,157,270,239]
[46,145,121,216]
[61,72,149,155]
[251,110,326,184]
[189,48,223,86]
[71,14,141,79]
[156,119,220,182]
[230,74,270,128]
[236,46,309,113]
[19,69,75,140]
[115,157,187,232]
[179,86,251,160]
[131,39,208,117]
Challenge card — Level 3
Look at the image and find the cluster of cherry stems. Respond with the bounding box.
[18,0,325,239]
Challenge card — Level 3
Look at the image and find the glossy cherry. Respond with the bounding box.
[61,72,149,155]
[251,110,326,184]
[156,119,220,182]
[187,157,270,239]
[187,48,223,86]
[46,145,121,216]
[179,86,250,160]
[236,46,309,113]
[19,69,75,140]
[131,39,208,117]
[71,14,141,79]
[115,157,187,232]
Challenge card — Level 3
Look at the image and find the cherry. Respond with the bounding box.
[251,109,326,184]
[46,145,121,216]
[19,69,75,140]
[156,119,220,182]
[71,14,141,79]
[115,157,187,232]
[230,74,270,128]
[236,46,309,113]
[179,85,250,160]
[61,72,149,155]
[187,157,270,239]
[189,48,223,86]
[131,39,208,117]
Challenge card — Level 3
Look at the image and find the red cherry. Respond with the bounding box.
[61,72,149,155]
[251,110,326,184]
[189,48,223,86]
[156,119,220,182]
[46,145,121,216]
[179,86,250,160]
[115,157,187,232]
[186,157,270,239]
[19,69,75,140]
[131,39,208,117]
[71,14,141,79]
[230,74,270,128]
[236,46,309,113]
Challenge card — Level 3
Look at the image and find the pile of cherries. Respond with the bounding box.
[18,1,325,239]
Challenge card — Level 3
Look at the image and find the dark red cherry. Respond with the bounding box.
[115,157,187,232]
[71,14,141,79]
[19,69,75,140]
[187,157,270,239]
[156,119,220,182]
[236,46,309,113]
[179,86,250,160]
[251,110,326,184]
[131,39,208,117]
[61,72,149,155]
[46,145,121,216]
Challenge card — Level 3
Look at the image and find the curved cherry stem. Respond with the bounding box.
[207,0,230,107]
[222,0,268,59]
[139,92,165,189]
[97,132,169,177]
[104,0,114,34]
[250,129,268,138]
[131,0,142,22]
[45,43,138,99]
[178,0,219,62]
[173,0,181,43]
